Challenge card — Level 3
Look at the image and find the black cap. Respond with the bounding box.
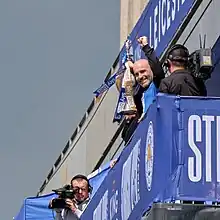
[167,44,189,62]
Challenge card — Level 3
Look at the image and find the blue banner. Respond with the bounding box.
[94,0,201,120]
[93,68,125,98]
[120,0,199,64]
[94,0,199,97]
[88,160,114,198]
[176,98,220,201]
[81,94,220,220]
[14,160,114,220]
[95,0,200,98]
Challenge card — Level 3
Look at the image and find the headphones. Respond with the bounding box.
[164,44,189,68]
[71,174,93,193]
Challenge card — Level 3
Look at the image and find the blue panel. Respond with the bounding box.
[119,0,198,64]
[81,94,220,220]
[176,97,220,201]
[25,193,56,220]
[14,204,25,220]
[14,163,112,220]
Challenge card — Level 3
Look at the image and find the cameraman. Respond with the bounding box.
[159,44,207,96]
[50,174,91,220]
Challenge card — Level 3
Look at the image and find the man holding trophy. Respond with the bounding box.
[120,36,165,143]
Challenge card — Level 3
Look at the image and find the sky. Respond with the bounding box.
[0,1,119,219]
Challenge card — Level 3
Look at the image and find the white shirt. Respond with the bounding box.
[55,198,89,220]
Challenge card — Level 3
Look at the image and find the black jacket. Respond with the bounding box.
[133,44,165,115]
[159,69,207,96]
[122,45,165,144]
[142,44,165,88]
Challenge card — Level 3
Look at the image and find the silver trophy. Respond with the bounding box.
[123,39,137,115]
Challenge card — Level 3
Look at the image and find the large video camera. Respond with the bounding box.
[188,35,213,81]
[49,184,77,209]
[165,35,214,81]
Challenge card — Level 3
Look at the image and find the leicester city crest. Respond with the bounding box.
[145,121,154,191]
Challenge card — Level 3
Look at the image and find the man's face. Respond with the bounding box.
[133,59,153,88]
[71,178,89,203]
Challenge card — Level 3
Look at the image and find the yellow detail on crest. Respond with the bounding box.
[147,144,152,160]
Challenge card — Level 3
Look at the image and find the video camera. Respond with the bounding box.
[49,184,77,209]
[166,35,214,81]
[188,35,213,81]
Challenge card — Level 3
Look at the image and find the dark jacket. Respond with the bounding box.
[142,44,165,88]
[133,44,165,114]
[159,69,207,96]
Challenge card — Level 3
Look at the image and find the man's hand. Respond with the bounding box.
[126,60,134,69]
[137,36,148,47]
[110,159,118,168]
[65,198,77,212]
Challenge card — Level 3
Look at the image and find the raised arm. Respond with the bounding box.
[138,36,165,88]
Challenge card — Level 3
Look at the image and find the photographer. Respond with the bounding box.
[159,44,207,96]
[49,174,92,220]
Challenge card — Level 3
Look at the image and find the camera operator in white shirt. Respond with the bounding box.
[49,174,92,220]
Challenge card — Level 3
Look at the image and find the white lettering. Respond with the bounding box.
[217,116,220,182]
[203,116,214,182]
[131,143,140,209]
[148,0,187,49]
[121,139,140,220]
[93,205,100,220]
[149,16,152,48]
[161,0,166,36]
[188,115,220,183]
[167,0,171,30]
[188,115,202,182]
[177,0,180,11]
[158,0,161,42]
[171,0,176,21]
[154,6,158,49]
[93,190,108,220]
[110,190,118,220]
[121,155,132,220]
[102,191,108,220]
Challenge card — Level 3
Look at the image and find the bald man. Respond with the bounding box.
[131,59,156,121]
[121,37,164,143]
[131,37,164,121]
[132,59,153,89]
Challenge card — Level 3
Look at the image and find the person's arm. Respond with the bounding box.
[73,209,83,218]
[142,45,165,85]
[138,36,165,88]
[65,199,83,219]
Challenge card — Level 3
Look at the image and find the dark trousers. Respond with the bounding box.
[121,115,139,145]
